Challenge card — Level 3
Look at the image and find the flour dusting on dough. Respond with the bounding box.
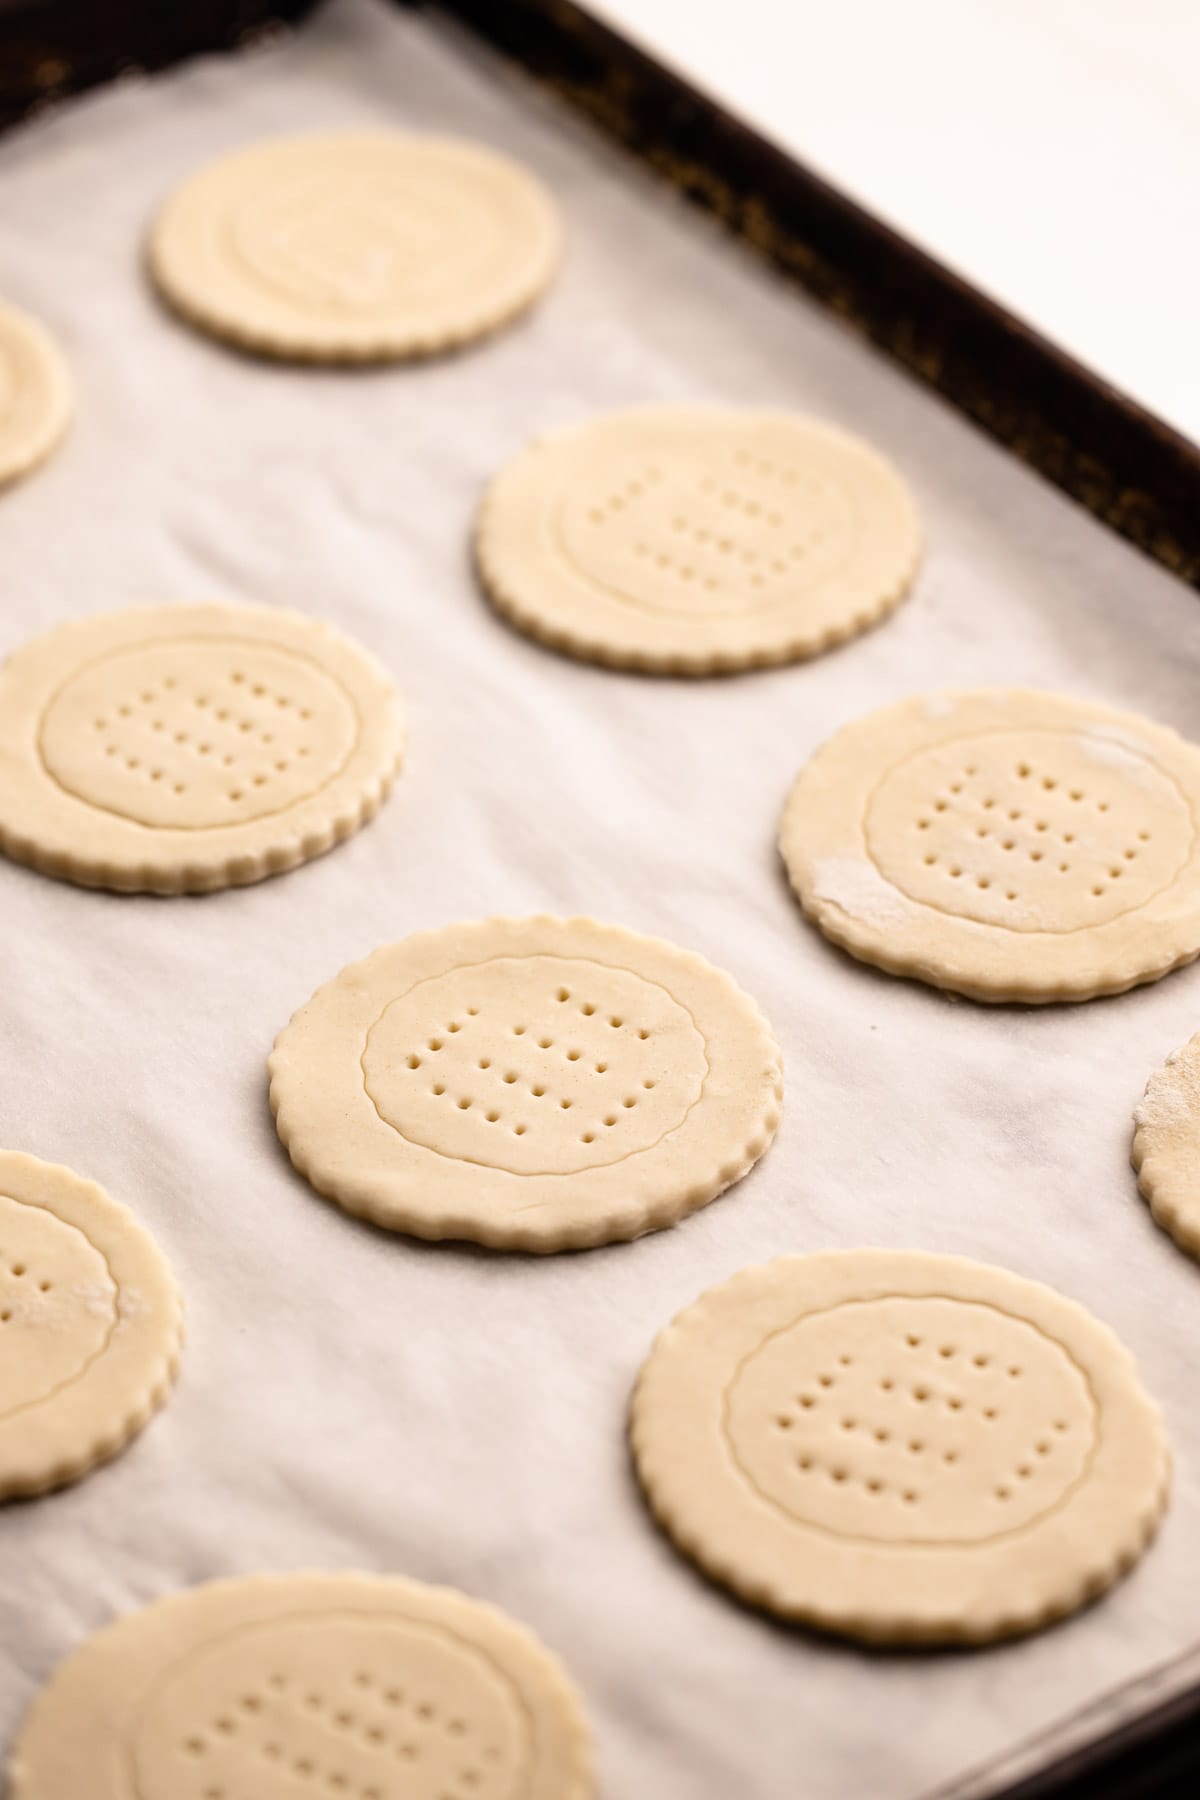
[25,1280,119,1330]
[921,694,957,721]
[1134,1081,1193,1131]
[1135,1050,1200,1132]
[117,1284,153,1322]
[810,856,916,928]
[1077,729,1155,781]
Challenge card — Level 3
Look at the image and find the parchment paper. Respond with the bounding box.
[2,3,1200,1795]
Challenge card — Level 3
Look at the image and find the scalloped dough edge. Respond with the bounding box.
[783,862,1200,1006]
[149,247,561,365]
[0,603,405,895]
[0,1154,184,1502]
[778,689,1200,1004]
[7,1570,593,1800]
[145,139,563,366]
[269,914,783,1252]
[630,1439,1169,1646]
[0,761,400,896]
[0,304,72,487]
[1131,1037,1200,1260]
[473,418,922,676]
[629,1253,1172,1645]
[475,500,919,676]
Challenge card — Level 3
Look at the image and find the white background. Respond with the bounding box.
[591,0,1200,445]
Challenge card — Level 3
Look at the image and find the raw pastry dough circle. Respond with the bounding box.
[0,1151,182,1500]
[7,1571,592,1800]
[149,131,562,361]
[630,1250,1170,1644]
[0,603,404,893]
[0,301,70,486]
[779,688,1200,1002]
[1132,1034,1200,1259]
[269,915,783,1250]
[476,406,920,672]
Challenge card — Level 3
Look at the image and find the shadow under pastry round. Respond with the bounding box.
[7,1571,593,1800]
[148,131,562,362]
[0,300,71,487]
[779,687,1200,1002]
[0,602,405,893]
[0,1150,182,1501]
[630,1249,1170,1645]
[269,914,783,1251]
[475,406,920,673]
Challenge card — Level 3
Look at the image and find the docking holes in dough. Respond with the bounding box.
[269,915,782,1250]
[0,1150,181,1500]
[476,407,920,672]
[7,1572,592,1800]
[0,603,404,893]
[631,1250,1169,1643]
[780,688,1200,1001]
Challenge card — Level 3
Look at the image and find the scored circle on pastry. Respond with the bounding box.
[148,131,562,361]
[475,406,920,672]
[7,1572,592,1800]
[0,1150,182,1501]
[779,687,1200,1002]
[630,1250,1170,1644]
[0,602,404,893]
[269,915,783,1251]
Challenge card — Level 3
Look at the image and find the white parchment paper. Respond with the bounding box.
[2,3,1200,1795]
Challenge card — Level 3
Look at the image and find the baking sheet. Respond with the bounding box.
[2,2,1200,1795]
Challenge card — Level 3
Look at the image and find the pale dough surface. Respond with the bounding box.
[270,914,783,1250]
[149,130,562,361]
[0,602,404,893]
[1132,1035,1200,1259]
[475,405,920,672]
[631,1250,1170,1644]
[779,687,1200,1003]
[0,302,70,487]
[0,1151,181,1500]
[8,1571,592,1800]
